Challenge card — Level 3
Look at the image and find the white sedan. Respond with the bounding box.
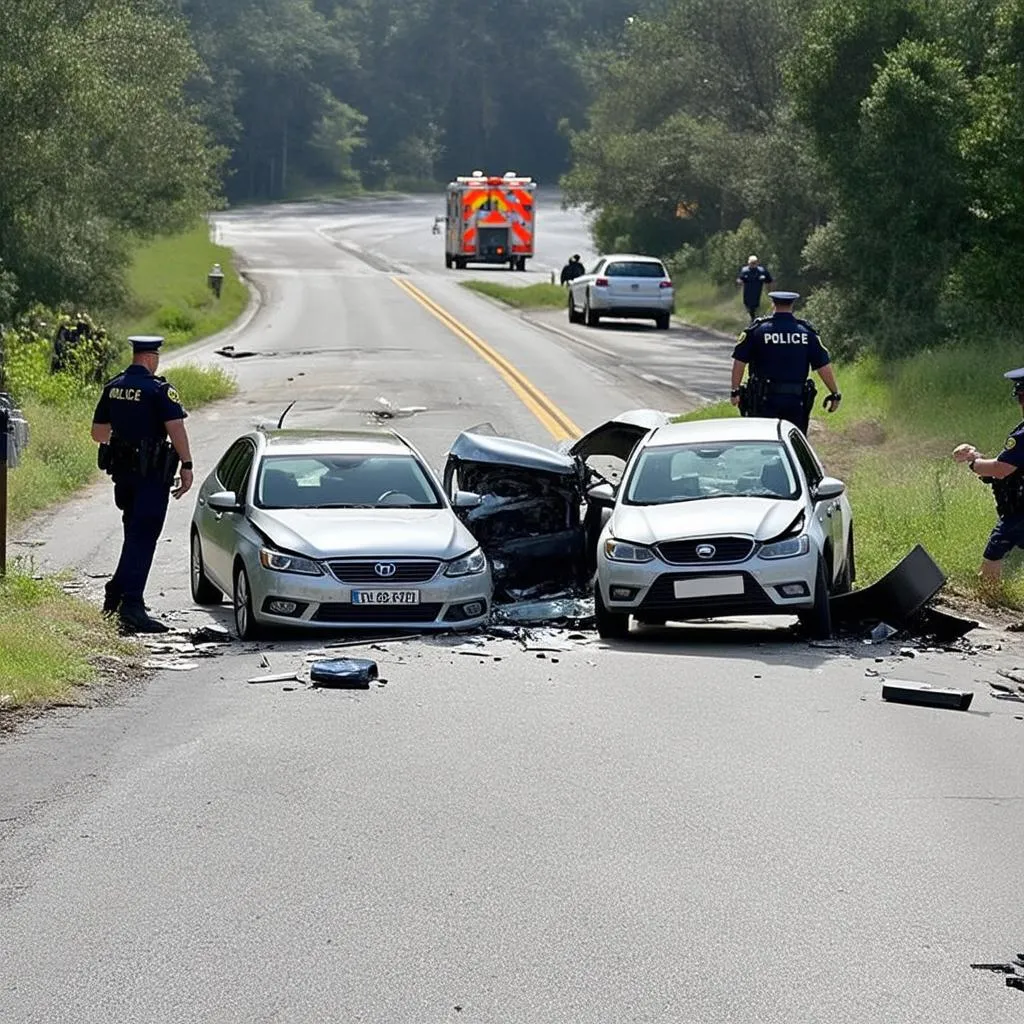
[568,253,674,330]
[590,417,855,639]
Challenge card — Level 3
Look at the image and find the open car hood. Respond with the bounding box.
[562,408,673,463]
[445,430,578,476]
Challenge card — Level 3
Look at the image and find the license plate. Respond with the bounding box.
[351,590,420,605]
[673,576,744,599]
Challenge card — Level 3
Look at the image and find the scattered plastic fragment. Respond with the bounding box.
[870,622,898,641]
[248,671,302,685]
[309,658,379,689]
[970,963,1017,973]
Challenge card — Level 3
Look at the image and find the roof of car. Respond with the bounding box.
[599,253,665,263]
[257,428,412,456]
[644,417,784,447]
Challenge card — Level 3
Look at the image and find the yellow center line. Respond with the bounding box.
[392,277,581,442]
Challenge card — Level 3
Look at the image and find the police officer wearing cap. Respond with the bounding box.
[91,336,194,633]
[953,368,1024,585]
[729,290,842,434]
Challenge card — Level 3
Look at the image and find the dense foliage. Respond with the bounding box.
[565,0,1024,357]
[4,0,1024,359]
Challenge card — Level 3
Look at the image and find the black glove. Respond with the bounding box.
[823,392,842,412]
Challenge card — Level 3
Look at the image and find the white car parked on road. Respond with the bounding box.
[591,417,855,639]
[568,254,674,330]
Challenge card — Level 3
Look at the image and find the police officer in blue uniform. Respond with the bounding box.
[736,255,773,321]
[953,367,1024,586]
[729,291,842,434]
[91,336,194,633]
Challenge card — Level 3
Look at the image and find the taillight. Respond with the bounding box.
[595,277,609,286]
[660,280,673,289]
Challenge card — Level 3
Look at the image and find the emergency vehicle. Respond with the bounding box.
[444,171,535,271]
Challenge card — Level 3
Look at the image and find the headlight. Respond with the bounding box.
[445,548,487,577]
[603,538,655,563]
[258,546,322,575]
[759,535,810,560]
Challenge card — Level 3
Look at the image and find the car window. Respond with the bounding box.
[254,454,443,510]
[606,261,667,278]
[217,440,255,494]
[623,441,799,505]
[789,431,823,487]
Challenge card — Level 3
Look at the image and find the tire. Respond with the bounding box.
[636,617,667,627]
[595,584,630,640]
[445,254,453,269]
[584,294,600,327]
[190,530,222,605]
[233,563,261,640]
[798,554,833,639]
[655,313,670,330]
[568,293,583,324]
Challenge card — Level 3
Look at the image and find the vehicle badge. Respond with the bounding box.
[696,544,716,560]
[374,562,397,578]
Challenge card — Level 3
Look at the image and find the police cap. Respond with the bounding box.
[1004,367,1024,392]
[768,291,801,303]
[129,335,165,353]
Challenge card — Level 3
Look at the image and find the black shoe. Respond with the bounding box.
[118,606,170,634]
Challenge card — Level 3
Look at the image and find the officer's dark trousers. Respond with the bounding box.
[756,397,810,434]
[108,473,170,610]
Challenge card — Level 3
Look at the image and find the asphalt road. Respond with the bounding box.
[3,195,1024,1023]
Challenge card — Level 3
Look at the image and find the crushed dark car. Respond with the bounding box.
[442,410,673,603]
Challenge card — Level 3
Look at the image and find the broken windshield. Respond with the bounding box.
[623,441,800,505]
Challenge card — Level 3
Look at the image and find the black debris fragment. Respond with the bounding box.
[189,624,232,644]
[215,345,258,359]
[831,545,946,626]
[1008,977,1024,992]
[970,963,1017,974]
[881,680,973,711]
[310,658,378,689]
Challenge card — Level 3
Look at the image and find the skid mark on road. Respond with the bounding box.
[391,277,581,442]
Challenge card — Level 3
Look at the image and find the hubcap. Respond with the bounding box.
[191,536,201,589]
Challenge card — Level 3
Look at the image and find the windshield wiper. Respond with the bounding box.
[308,503,376,509]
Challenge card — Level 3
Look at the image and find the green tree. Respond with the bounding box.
[0,0,219,310]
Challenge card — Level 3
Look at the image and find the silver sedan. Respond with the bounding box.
[568,253,674,330]
[189,428,492,638]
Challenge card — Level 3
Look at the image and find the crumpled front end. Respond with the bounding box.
[444,429,589,602]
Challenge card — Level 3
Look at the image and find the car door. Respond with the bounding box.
[789,430,842,583]
[573,258,604,306]
[202,439,256,588]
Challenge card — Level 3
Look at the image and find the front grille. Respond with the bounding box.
[656,537,754,565]
[639,572,776,617]
[313,603,443,624]
[327,559,440,584]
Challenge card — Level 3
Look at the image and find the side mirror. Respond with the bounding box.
[208,490,242,512]
[453,490,483,510]
[587,482,617,505]
[814,476,845,501]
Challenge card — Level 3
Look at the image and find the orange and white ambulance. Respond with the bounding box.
[444,171,536,271]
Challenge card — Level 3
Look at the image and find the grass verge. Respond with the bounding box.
[462,280,568,309]
[9,364,237,524]
[671,273,751,335]
[107,221,249,349]
[0,568,143,712]
[673,337,1024,608]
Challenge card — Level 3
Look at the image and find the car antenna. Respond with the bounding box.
[277,401,296,429]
